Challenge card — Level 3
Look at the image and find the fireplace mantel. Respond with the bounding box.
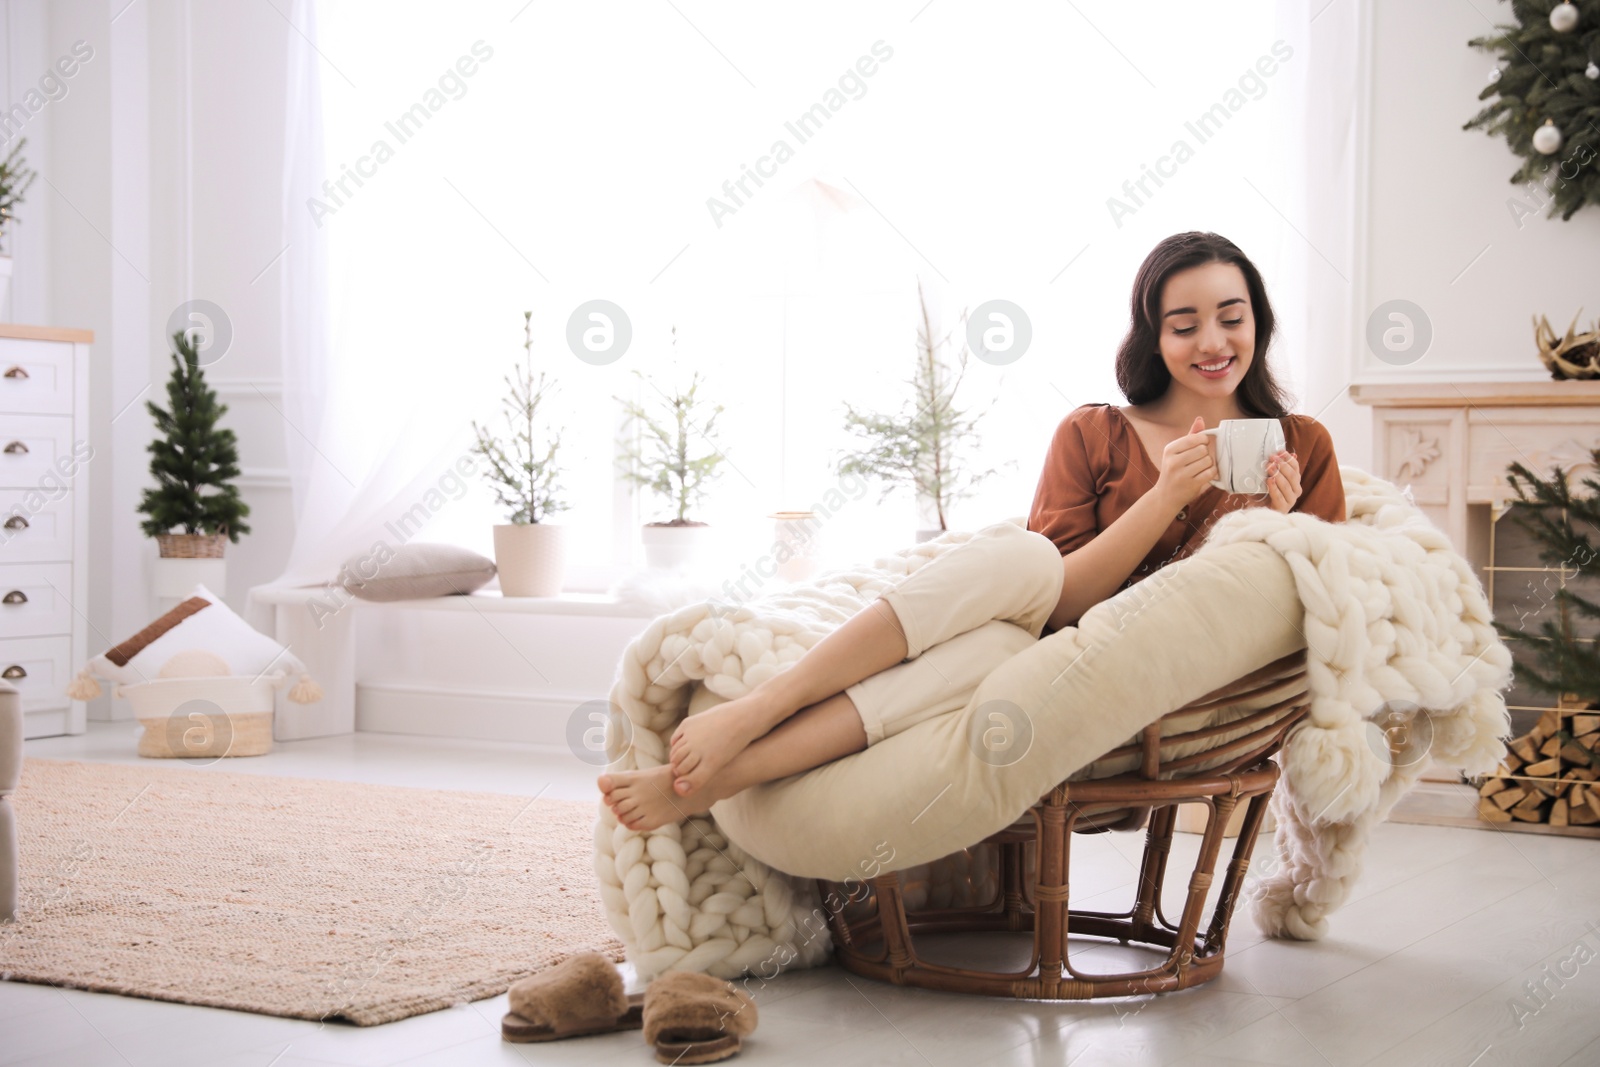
[1348,379,1600,570]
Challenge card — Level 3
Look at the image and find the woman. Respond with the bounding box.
[600,231,1346,832]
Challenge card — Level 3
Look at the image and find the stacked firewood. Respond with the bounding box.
[1478,706,1600,829]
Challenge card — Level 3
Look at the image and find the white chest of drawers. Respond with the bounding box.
[0,326,92,739]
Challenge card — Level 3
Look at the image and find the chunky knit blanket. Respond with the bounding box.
[594,466,1514,978]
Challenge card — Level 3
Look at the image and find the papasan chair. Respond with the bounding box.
[595,468,1513,999]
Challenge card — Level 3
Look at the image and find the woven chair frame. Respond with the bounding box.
[819,648,1311,999]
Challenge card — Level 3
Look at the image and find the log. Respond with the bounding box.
[1479,798,1513,823]
[1512,792,1548,817]
[1480,778,1509,798]
[1552,798,1570,827]
[1541,735,1563,758]
[1589,789,1600,820]
[1573,806,1600,826]
[1493,787,1528,810]
[1569,767,1598,781]
[1573,713,1600,736]
[1512,736,1539,763]
[1512,804,1547,822]
[1525,757,1562,777]
[1562,741,1591,764]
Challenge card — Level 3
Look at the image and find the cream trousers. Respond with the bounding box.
[844,520,1065,746]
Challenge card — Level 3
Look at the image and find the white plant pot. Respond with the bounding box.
[151,556,226,615]
[0,254,12,322]
[493,523,568,597]
[641,522,711,571]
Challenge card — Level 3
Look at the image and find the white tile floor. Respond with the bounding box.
[4,720,1600,1066]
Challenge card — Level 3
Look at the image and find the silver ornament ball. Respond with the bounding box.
[1533,120,1563,155]
[1550,3,1579,33]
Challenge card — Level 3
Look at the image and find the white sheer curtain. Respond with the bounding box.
[267,0,1359,594]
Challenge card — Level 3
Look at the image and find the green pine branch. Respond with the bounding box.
[0,137,36,234]
[1490,446,1600,700]
[1464,3,1600,221]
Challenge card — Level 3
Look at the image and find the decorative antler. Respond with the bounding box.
[1532,309,1600,380]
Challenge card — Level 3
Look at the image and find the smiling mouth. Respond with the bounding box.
[1195,356,1235,373]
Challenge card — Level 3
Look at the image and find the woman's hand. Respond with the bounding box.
[1266,449,1301,513]
[1152,416,1219,514]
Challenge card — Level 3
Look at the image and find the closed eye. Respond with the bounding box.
[1173,318,1245,335]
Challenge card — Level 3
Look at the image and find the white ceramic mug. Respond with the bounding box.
[1199,418,1286,495]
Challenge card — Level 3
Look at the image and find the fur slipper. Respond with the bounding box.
[501,950,644,1043]
[642,970,759,1064]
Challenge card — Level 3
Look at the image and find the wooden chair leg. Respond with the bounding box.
[870,873,917,976]
[1169,786,1243,976]
[1204,784,1276,955]
[1132,803,1177,936]
[1032,801,1069,982]
[1000,840,1028,930]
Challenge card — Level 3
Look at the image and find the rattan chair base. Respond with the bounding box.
[819,649,1310,1000]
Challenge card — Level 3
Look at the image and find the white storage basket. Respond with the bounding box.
[117,674,281,758]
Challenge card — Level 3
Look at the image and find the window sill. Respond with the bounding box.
[254,584,656,618]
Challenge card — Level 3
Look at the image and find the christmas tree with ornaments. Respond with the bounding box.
[1465,1,1600,221]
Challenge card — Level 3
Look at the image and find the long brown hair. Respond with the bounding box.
[1114,232,1292,418]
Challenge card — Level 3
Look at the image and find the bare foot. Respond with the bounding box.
[598,764,718,831]
[669,690,782,798]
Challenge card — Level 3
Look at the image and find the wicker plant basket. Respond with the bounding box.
[117,675,277,758]
[155,532,229,559]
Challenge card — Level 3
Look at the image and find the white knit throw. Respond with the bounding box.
[594,466,1514,978]
[1205,468,1513,939]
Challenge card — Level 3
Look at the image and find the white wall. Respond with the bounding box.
[1359,1,1600,382]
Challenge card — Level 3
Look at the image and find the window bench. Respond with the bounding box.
[252,586,658,747]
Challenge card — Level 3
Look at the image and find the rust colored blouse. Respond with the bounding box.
[1027,403,1346,590]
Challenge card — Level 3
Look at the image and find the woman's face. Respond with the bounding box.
[1154,261,1256,399]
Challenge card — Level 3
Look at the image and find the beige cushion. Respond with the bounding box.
[709,538,1308,881]
[341,543,496,602]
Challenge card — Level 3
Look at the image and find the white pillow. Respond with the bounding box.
[66,584,322,703]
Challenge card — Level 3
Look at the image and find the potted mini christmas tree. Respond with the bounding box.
[471,310,572,596]
[613,325,729,571]
[138,330,251,561]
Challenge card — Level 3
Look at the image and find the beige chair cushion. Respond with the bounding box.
[708,539,1308,881]
[340,543,496,602]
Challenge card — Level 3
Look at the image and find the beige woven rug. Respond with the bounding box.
[0,758,623,1025]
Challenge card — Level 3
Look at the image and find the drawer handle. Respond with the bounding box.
[3,515,27,531]
[2,366,26,380]
[3,441,27,455]
[2,590,24,605]
[1,665,24,680]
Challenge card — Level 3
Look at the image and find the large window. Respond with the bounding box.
[313,0,1294,588]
